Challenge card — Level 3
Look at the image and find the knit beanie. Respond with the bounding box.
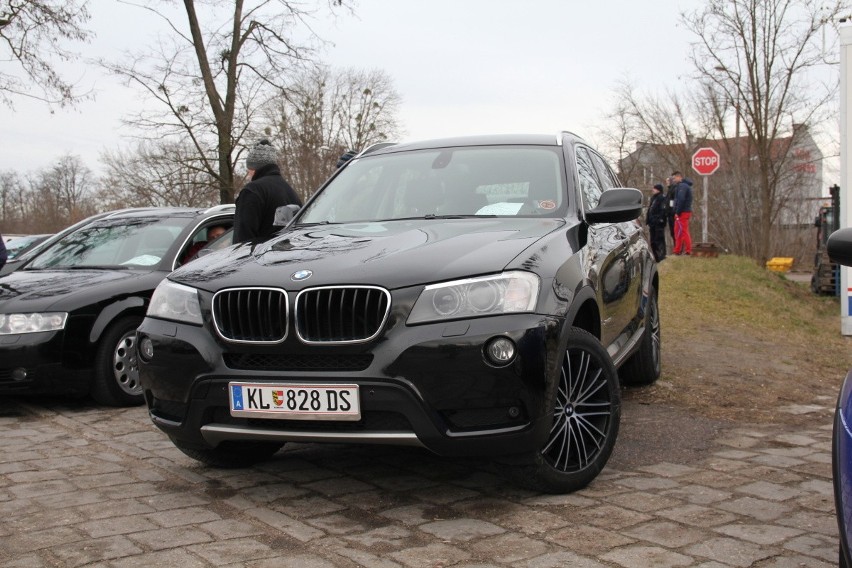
[246,139,278,170]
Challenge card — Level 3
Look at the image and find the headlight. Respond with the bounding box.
[0,312,67,335]
[147,280,203,325]
[407,271,540,324]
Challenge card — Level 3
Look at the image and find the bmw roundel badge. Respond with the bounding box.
[291,270,313,282]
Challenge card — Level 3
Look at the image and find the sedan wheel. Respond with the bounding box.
[91,316,145,407]
[516,328,621,494]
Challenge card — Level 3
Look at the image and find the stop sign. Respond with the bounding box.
[692,147,721,176]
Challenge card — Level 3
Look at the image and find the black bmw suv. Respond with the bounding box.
[138,132,660,493]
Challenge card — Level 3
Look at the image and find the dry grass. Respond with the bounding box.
[629,254,852,424]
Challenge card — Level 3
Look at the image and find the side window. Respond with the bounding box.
[590,151,620,190]
[575,147,603,210]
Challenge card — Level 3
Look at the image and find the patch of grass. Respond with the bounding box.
[639,253,852,424]
[659,254,847,353]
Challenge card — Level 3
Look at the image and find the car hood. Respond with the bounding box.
[175,218,565,291]
[0,268,156,312]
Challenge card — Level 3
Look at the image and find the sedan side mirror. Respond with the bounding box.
[585,188,643,225]
[273,204,301,229]
[828,227,852,267]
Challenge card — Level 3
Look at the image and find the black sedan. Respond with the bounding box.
[0,205,234,406]
[138,133,660,493]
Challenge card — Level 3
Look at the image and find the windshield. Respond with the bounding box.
[27,217,191,270]
[298,146,566,224]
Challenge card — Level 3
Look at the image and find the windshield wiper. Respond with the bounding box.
[55,265,131,270]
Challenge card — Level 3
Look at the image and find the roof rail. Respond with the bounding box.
[204,204,236,214]
[359,142,397,157]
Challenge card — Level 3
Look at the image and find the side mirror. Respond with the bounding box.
[585,188,643,224]
[828,227,852,267]
[273,204,301,229]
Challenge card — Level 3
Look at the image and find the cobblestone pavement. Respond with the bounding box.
[0,394,839,568]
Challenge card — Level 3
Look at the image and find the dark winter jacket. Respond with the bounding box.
[646,192,668,228]
[0,233,6,270]
[673,179,694,214]
[233,164,302,243]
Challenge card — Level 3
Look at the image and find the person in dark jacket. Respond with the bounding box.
[670,171,694,255]
[0,233,7,271]
[646,184,667,262]
[234,139,302,243]
[665,176,677,245]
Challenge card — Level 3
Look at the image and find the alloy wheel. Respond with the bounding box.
[542,346,614,472]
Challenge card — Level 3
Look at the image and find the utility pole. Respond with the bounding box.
[841,21,852,335]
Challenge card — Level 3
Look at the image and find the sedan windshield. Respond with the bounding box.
[298,146,566,224]
[27,217,191,270]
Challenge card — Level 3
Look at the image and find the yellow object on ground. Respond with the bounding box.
[765,257,794,272]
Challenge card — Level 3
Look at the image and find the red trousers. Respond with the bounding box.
[674,212,692,254]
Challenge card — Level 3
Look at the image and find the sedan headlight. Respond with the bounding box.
[0,312,67,335]
[407,271,540,324]
[147,280,203,325]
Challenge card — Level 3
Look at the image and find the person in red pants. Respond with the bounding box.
[671,171,693,255]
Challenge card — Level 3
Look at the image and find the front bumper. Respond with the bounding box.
[138,312,564,458]
[0,330,90,396]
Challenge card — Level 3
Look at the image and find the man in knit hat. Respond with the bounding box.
[233,139,302,243]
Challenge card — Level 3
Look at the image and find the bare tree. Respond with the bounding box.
[267,66,402,201]
[683,0,843,262]
[102,0,347,205]
[26,154,97,230]
[0,0,91,107]
[98,140,220,208]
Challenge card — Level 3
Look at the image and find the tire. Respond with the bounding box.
[172,439,284,468]
[90,315,145,407]
[511,328,621,494]
[619,285,661,386]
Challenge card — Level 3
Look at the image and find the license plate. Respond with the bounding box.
[229,382,361,421]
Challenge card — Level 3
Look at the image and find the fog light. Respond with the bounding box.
[140,337,154,360]
[11,367,27,381]
[485,337,516,366]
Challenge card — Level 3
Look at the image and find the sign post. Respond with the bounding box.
[841,24,852,335]
[692,147,721,243]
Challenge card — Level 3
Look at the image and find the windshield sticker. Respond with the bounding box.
[476,203,524,215]
[538,200,557,210]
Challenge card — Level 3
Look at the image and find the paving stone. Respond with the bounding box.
[714,522,804,545]
[389,542,471,567]
[342,525,413,549]
[568,504,652,530]
[187,537,280,565]
[623,520,709,547]
[489,506,572,534]
[657,504,740,527]
[127,525,212,551]
[50,535,144,567]
[469,533,554,564]
[684,536,773,567]
[776,510,839,537]
[603,490,683,512]
[521,551,609,568]
[637,462,700,478]
[109,548,210,568]
[660,484,732,505]
[332,546,404,568]
[544,524,635,555]
[245,507,325,542]
[79,515,160,538]
[304,512,370,535]
[198,518,263,540]
[418,518,505,541]
[782,533,839,562]
[601,544,693,567]
[273,494,348,518]
[302,476,376,496]
[716,496,792,522]
[736,480,802,501]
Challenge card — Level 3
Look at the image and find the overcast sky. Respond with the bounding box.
[1,0,736,176]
